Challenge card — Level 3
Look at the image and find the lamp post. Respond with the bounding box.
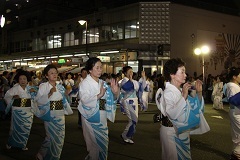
[0,15,5,28]
[78,20,88,56]
[194,45,210,83]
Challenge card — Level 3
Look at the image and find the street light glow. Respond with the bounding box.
[0,15,6,28]
[201,46,210,54]
[194,48,201,55]
[78,20,86,25]
[194,45,210,84]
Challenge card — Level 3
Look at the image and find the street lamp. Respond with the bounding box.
[194,45,210,83]
[0,15,5,28]
[78,20,88,56]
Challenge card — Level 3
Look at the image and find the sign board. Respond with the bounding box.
[58,59,66,64]
[72,58,83,63]
[97,56,110,62]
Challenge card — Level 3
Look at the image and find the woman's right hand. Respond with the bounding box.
[98,82,106,99]
[182,83,192,100]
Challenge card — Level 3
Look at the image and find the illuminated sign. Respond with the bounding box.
[97,56,110,62]
[58,59,66,64]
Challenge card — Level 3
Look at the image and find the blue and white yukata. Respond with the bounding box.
[78,75,117,160]
[120,77,139,141]
[4,84,37,150]
[157,82,210,160]
[35,82,73,160]
[223,82,240,158]
[138,77,150,111]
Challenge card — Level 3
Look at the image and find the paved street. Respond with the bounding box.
[0,103,233,160]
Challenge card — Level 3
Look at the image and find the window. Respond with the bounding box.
[99,25,111,42]
[64,32,75,46]
[125,20,139,39]
[32,38,45,51]
[111,24,123,40]
[47,34,62,49]
[82,27,99,44]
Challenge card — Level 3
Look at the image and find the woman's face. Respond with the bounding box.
[171,66,187,85]
[125,69,133,79]
[67,74,72,79]
[233,73,240,84]
[46,68,58,82]
[81,70,88,79]
[89,61,102,80]
[19,75,28,86]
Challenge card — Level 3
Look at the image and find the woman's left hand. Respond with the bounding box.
[110,78,119,95]
[195,79,203,93]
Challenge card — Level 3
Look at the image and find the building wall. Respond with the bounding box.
[170,3,240,77]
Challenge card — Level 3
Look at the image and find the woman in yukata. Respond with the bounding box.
[138,73,150,112]
[156,58,210,160]
[120,66,145,144]
[35,64,73,160]
[78,57,119,160]
[5,70,38,151]
[212,75,224,109]
[223,67,240,160]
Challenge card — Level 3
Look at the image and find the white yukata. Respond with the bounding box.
[35,82,73,160]
[157,82,210,160]
[212,82,223,109]
[223,82,240,158]
[138,77,150,111]
[120,77,139,140]
[4,84,37,150]
[78,75,116,160]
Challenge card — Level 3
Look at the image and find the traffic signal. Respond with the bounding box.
[157,44,163,55]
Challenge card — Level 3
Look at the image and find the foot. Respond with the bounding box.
[6,144,11,149]
[22,147,28,151]
[121,135,134,144]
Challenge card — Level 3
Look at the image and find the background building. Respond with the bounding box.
[0,0,240,77]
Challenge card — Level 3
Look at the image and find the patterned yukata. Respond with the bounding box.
[223,82,240,159]
[120,77,139,141]
[4,84,37,149]
[157,82,210,160]
[35,82,73,160]
[138,77,150,111]
[212,82,223,109]
[78,75,116,160]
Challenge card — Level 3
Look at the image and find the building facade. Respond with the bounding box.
[0,2,240,77]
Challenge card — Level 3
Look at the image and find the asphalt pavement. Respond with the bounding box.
[0,103,233,160]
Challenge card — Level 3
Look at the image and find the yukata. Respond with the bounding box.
[138,77,149,111]
[148,80,154,102]
[78,75,116,160]
[4,84,37,150]
[118,79,126,114]
[35,82,73,160]
[120,77,139,141]
[223,82,240,159]
[212,82,223,109]
[64,79,74,104]
[157,82,210,160]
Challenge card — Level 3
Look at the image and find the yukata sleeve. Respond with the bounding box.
[4,88,15,114]
[79,81,97,108]
[104,82,117,123]
[4,88,14,105]
[164,90,201,134]
[33,84,51,121]
[35,84,49,106]
[227,86,240,107]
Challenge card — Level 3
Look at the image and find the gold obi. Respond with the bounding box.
[50,100,63,110]
[12,98,31,107]
[99,99,106,110]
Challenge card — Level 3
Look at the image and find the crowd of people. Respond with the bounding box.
[0,57,240,160]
